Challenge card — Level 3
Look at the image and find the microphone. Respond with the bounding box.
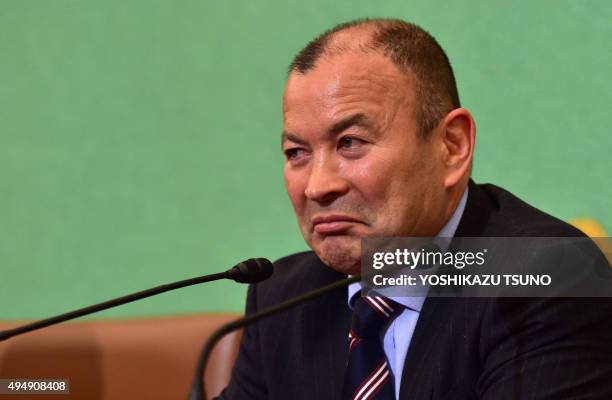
[225,258,274,283]
[188,273,361,400]
[0,258,273,342]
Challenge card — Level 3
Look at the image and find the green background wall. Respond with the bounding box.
[1,1,610,319]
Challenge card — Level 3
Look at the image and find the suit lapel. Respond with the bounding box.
[398,297,453,398]
[298,260,351,400]
[302,294,350,400]
[399,180,495,398]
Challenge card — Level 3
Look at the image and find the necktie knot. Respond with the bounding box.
[350,295,403,339]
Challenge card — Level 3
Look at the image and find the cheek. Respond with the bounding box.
[342,150,425,227]
[284,168,306,211]
[340,154,397,199]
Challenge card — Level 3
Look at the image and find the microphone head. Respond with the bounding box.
[228,258,274,283]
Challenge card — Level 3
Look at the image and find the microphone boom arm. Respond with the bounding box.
[0,271,229,342]
[0,258,272,342]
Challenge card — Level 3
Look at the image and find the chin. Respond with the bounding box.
[311,236,361,275]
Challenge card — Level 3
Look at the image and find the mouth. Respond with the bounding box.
[311,214,363,235]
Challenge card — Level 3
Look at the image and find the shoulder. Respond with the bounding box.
[462,181,587,237]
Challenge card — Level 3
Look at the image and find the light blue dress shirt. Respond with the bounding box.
[347,187,468,398]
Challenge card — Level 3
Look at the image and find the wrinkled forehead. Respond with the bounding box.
[283,52,414,117]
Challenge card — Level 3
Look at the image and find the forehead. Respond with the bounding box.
[283,52,414,120]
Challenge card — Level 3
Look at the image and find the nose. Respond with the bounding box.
[304,153,349,204]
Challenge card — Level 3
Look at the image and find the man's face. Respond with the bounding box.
[282,52,448,274]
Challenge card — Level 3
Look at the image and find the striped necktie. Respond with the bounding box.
[342,295,403,400]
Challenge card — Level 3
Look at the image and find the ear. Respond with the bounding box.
[439,108,476,188]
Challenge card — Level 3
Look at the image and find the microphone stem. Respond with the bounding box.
[189,274,361,400]
[0,271,230,342]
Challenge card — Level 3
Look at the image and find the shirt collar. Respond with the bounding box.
[347,186,469,312]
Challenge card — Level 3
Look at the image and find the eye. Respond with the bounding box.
[284,147,304,160]
[339,136,355,148]
[338,136,365,150]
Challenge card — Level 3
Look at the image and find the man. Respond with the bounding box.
[218,18,612,399]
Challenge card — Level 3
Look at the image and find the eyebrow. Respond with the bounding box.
[281,132,308,147]
[329,113,374,136]
[281,113,375,146]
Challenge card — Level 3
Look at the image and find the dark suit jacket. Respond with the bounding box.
[217,181,612,399]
